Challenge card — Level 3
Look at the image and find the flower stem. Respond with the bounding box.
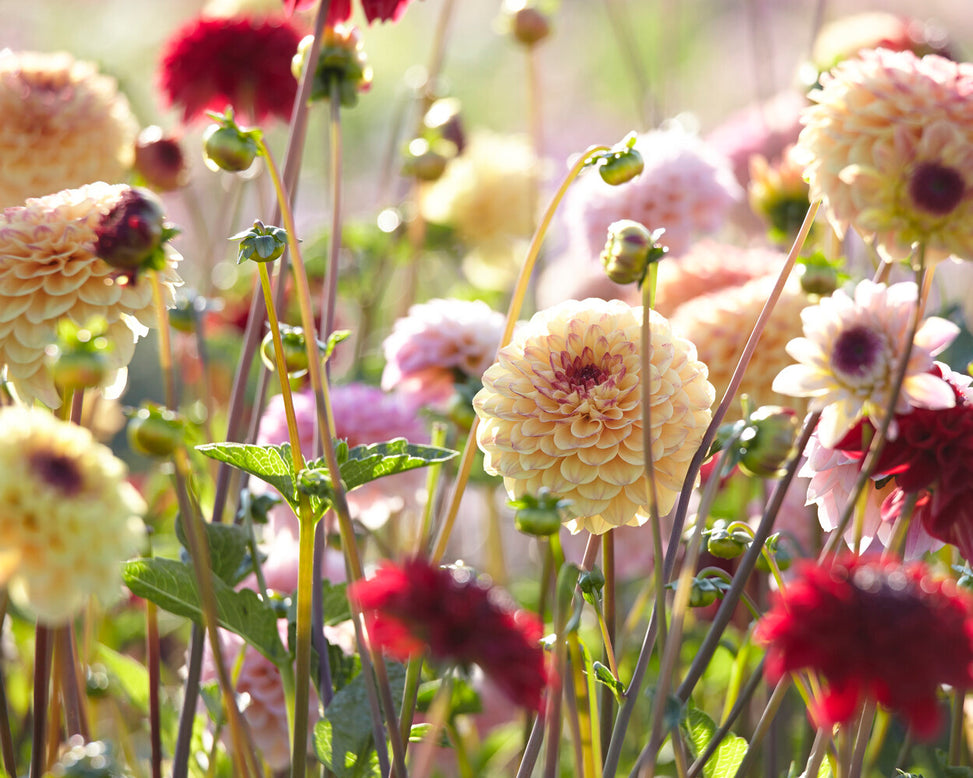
[430,144,610,564]
[29,625,52,778]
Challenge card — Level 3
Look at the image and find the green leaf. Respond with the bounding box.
[321,580,352,626]
[196,443,301,510]
[592,661,626,703]
[313,663,407,778]
[122,557,288,666]
[416,677,482,717]
[174,519,250,586]
[681,705,748,778]
[93,645,149,712]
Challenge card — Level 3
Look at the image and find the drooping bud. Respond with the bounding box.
[298,26,373,108]
[93,187,175,281]
[593,132,644,186]
[705,519,751,559]
[509,487,571,537]
[737,406,800,479]
[134,126,188,191]
[600,219,667,285]
[127,404,186,458]
[260,324,311,379]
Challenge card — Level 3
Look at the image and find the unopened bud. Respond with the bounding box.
[798,252,841,297]
[509,488,570,537]
[402,137,449,182]
[203,124,258,173]
[134,126,188,191]
[600,219,666,285]
[599,149,644,185]
[260,325,311,378]
[705,520,750,559]
[127,404,185,458]
[510,7,551,45]
[738,406,799,479]
[303,26,373,108]
[94,188,172,280]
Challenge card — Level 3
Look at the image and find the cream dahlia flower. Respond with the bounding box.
[670,274,810,410]
[772,279,959,447]
[798,49,973,261]
[0,182,182,407]
[0,406,145,623]
[474,298,714,534]
[0,51,138,207]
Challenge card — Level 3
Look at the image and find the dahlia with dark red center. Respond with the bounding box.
[836,364,973,560]
[159,15,304,124]
[755,555,973,738]
[283,0,416,24]
[349,558,547,710]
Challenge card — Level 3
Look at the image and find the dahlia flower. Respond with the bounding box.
[562,125,741,260]
[0,183,182,408]
[748,145,812,241]
[349,558,547,710]
[756,555,973,738]
[258,383,428,530]
[0,407,145,624]
[159,14,304,124]
[670,274,809,410]
[474,298,714,535]
[283,0,417,24]
[797,49,973,261]
[772,279,958,447]
[381,298,504,406]
[0,50,138,207]
[835,364,973,562]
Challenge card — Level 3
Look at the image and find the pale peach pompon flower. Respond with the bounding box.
[772,279,959,448]
[0,51,138,207]
[474,298,715,535]
[0,406,146,624]
[0,182,182,407]
[798,49,973,261]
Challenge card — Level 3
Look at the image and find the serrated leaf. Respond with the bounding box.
[313,663,406,778]
[321,581,352,626]
[174,519,250,585]
[338,439,457,490]
[196,443,301,510]
[681,706,748,778]
[122,557,288,666]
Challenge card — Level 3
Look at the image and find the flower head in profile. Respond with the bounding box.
[474,298,714,534]
[563,124,741,261]
[755,555,973,738]
[0,50,138,207]
[0,407,145,624]
[349,557,547,710]
[0,183,182,408]
[283,0,417,24]
[159,14,304,124]
[772,279,958,447]
[382,298,504,407]
[797,49,973,261]
[671,274,809,410]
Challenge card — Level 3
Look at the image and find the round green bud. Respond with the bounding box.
[515,506,563,536]
[260,327,311,378]
[127,406,185,458]
[599,149,644,185]
[601,219,654,285]
[203,124,257,173]
[738,406,800,479]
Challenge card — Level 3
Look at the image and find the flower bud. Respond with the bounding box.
[203,124,258,173]
[509,487,570,537]
[600,219,666,285]
[93,188,172,279]
[748,146,811,243]
[134,126,188,191]
[230,220,288,265]
[260,325,311,378]
[502,2,552,46]
[737,406,799,478]
[755,533,793,573]
[688,577,721,608]
[303,26,374,108]
[423,98,466,154]
[127,404,185,458]
[798,252,841,297]
[402,137,449,182]
[49,348,110,393]
[599,149,644,185]
[705,520,750,559]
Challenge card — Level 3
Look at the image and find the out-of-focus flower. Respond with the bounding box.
[562,125,741,260]
[772,279,958,447]
[755,555,973,738]
[474,298,714,534]
[134,126,188,192]
[0,50,138,207]
[258,383,428,531]
[0,183,182,408]
[283,0,417,24]
[670,274,809,411]
[0,407,145,624]
[420,131,538,289]
[381,298,504,407]
[159,14,304,124]
[797,49,973,262]
[748,145,812,241]
[349,557,547,710]
[200,624,318,771]
[836,364,973,562]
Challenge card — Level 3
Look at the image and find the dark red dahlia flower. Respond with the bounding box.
[755,555,973,738]
[159,15,304,124]
[283,0,417,25]
[835,366,973,560]
[349,558,547,710]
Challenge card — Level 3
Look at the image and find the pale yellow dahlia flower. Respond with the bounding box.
[798,48,973,261]
[0,183,182,408]
[0,406,146,623]
[670,274,811,411]
[474,299,714,534]
[0,51,138,207]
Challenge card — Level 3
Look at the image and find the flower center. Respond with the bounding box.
[30,451,83,495]
[552,349,611,397]
[908,162,965,216]
[831,325,884,380]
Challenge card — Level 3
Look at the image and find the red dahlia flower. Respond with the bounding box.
[349,558,547,710]
[159,15,303,124]
[283,0,416,25]
[836,365,973,560]
[755,555,973,738]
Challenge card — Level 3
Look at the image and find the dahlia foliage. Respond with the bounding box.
[9,3,973,778]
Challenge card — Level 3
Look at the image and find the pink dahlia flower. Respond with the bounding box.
[283,0,417,24]
[562,125,741,261]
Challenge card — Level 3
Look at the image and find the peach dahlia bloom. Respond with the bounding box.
[798,49,973,261]
[474,298,714,535]
[0,51,138,207]
[0,183,182,408]
[0,407,145,624]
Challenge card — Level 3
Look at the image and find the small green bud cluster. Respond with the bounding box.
[296,26,373,108]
